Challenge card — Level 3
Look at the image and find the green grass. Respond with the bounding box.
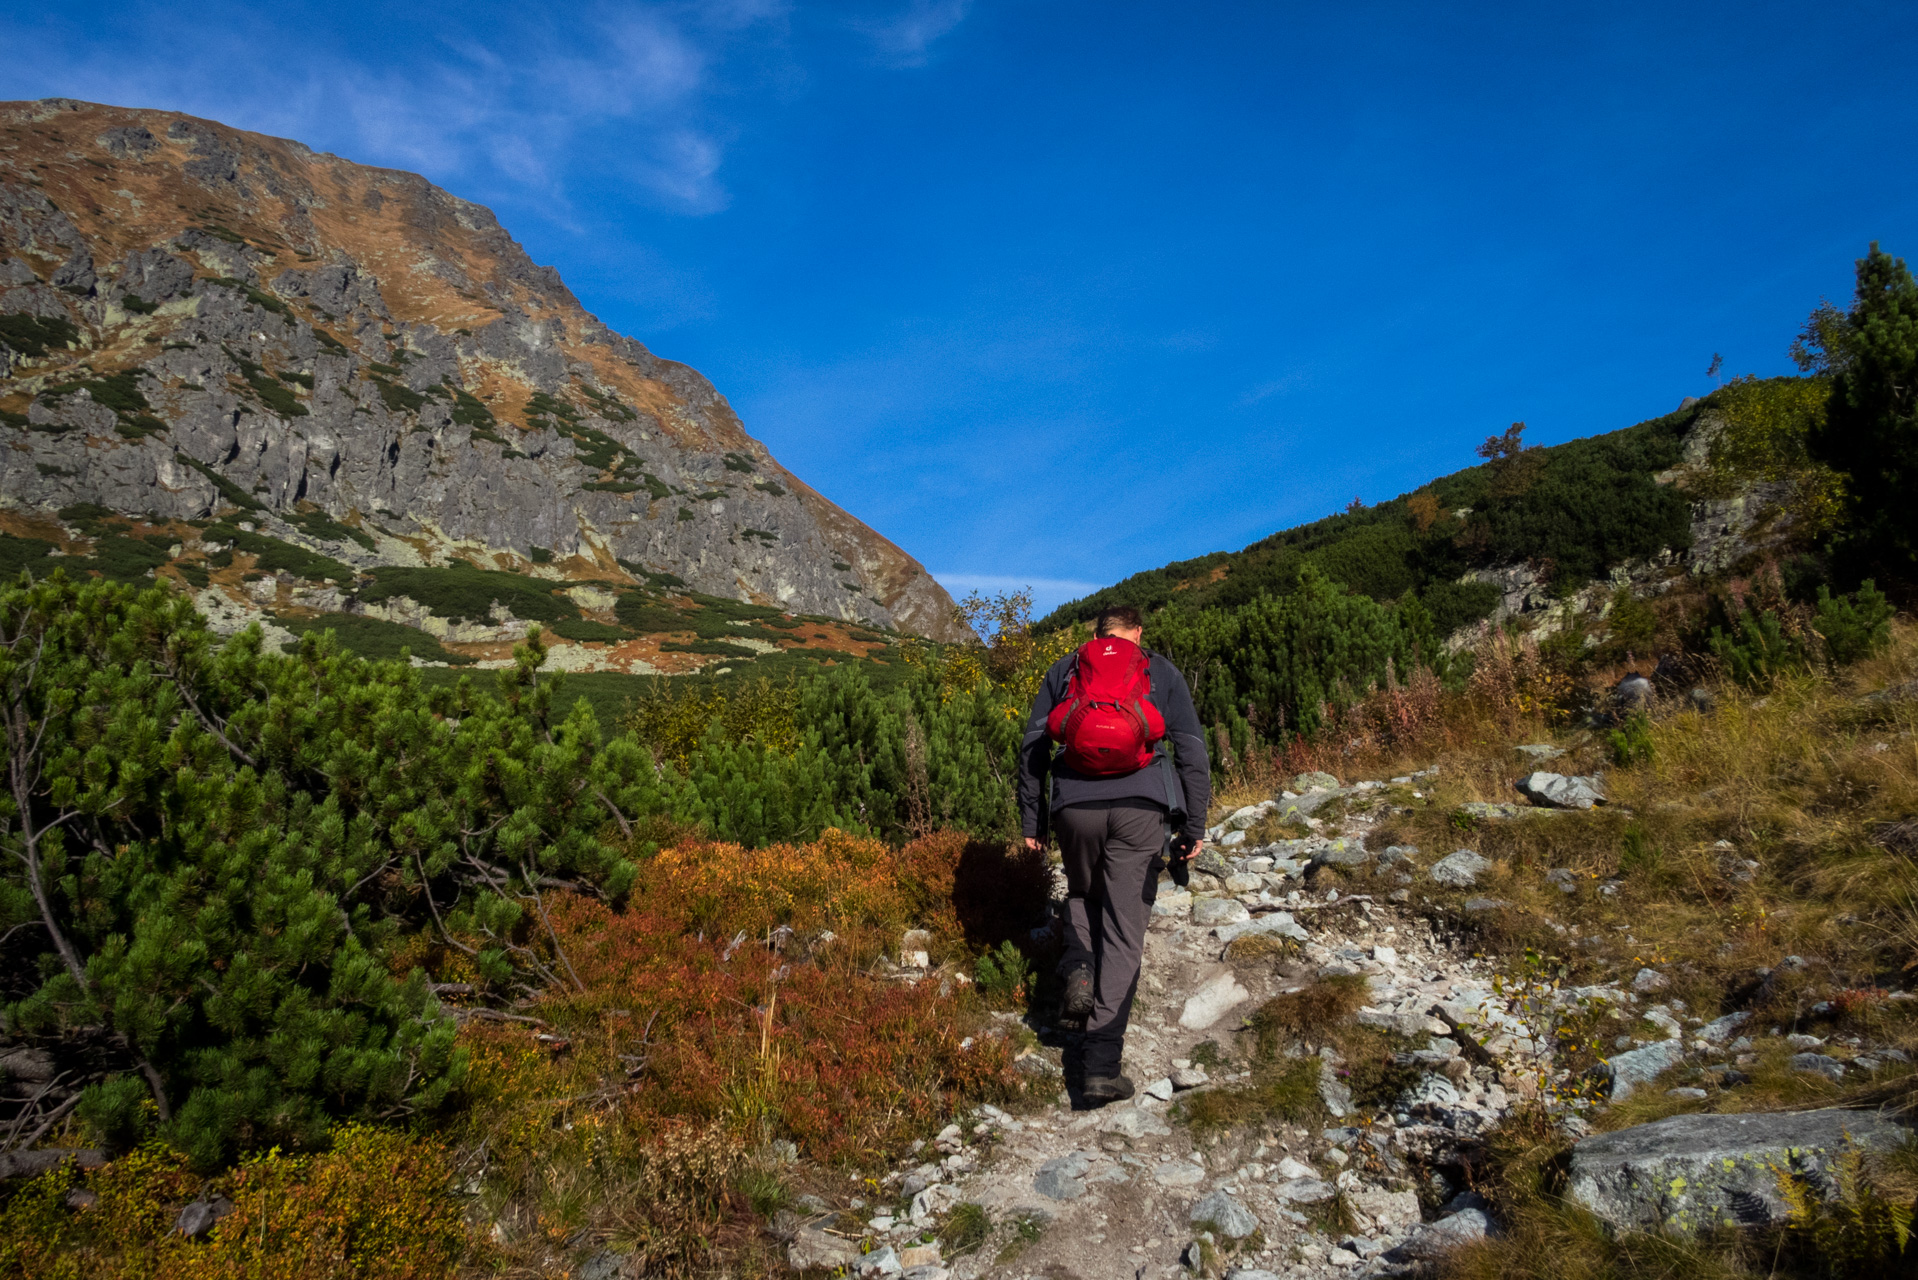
[206,524,353,583]
[942,1203,990,1257]
[358,565,574,623]
[277,613,474,665]
[0,535,56,578]
[547,618,629,643]
[372,378,425,414]
[285,507,376,551]
[0,312,80,358]
[660,639,757,656]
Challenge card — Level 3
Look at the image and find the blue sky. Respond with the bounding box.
[5,2,1917,616]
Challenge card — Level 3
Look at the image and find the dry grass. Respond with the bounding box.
[1358,620,1918,1278]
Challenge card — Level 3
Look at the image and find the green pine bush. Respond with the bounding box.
[1710,607,1806,688]
[0,579,672,1167]
[1815,579,1894,666]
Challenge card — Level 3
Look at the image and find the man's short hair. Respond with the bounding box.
[1094,605,1144,636]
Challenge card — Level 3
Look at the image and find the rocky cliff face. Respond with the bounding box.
[0,98,969,657]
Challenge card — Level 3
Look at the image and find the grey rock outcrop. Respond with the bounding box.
[0,100,970,647]
[1567,1109,1909,1234]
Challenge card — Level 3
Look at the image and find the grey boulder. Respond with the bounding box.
[1033,1151,1097,1200]
[1212,912,1308,944]
[1390,1207,1492,1259]
[1791,1052,1847,1082]
[1516,771,1606,809]
[1189,1189,1261,1238]
[1429,849,1492,888]
[1193,898,1252,926]
[1598,1039,1686,1100]
[1566,1108,1909,1234]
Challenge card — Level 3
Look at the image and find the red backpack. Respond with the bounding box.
[1046,637,1167,776]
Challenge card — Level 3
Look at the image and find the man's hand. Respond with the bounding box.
[1174,836,1205,861]
[1025,837,1044,852]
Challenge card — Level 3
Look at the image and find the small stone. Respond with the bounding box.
[1372,945,1398,965]
[856,1245,904,1277]
[1275,1156,1320,1180]
[1666,1087,1709,1099]
[898,1244,942,1268]
[1171,1067,1209,1089]
[1144,1076,1175,1100]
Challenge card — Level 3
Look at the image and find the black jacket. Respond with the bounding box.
[1017,649,1211,840]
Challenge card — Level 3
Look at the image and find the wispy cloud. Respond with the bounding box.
[0,4,777,215]
[851,0,971,67]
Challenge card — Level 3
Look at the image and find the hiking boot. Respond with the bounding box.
[1061,964,1095,1019]
[1081,1074,1134,1106]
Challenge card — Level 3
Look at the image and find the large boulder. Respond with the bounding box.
[1567,1109,1910,1234]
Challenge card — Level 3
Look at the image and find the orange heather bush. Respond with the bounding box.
[541,891,1018,1163]
[638,826,921,938]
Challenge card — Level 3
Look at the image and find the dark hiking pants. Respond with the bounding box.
[1054,799,1165,1078]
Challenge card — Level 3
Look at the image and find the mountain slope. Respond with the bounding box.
[0,97,970,664]
[1039,396,1781,638]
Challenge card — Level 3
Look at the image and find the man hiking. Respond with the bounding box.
[1017,604,1211,1106]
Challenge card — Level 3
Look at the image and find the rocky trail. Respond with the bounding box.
[772,761,1918,1280]
[780,771,1530,1280]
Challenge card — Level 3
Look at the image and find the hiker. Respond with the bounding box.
[1017,604,1211,1106]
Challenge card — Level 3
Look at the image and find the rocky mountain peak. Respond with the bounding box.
[0,97,970,659]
